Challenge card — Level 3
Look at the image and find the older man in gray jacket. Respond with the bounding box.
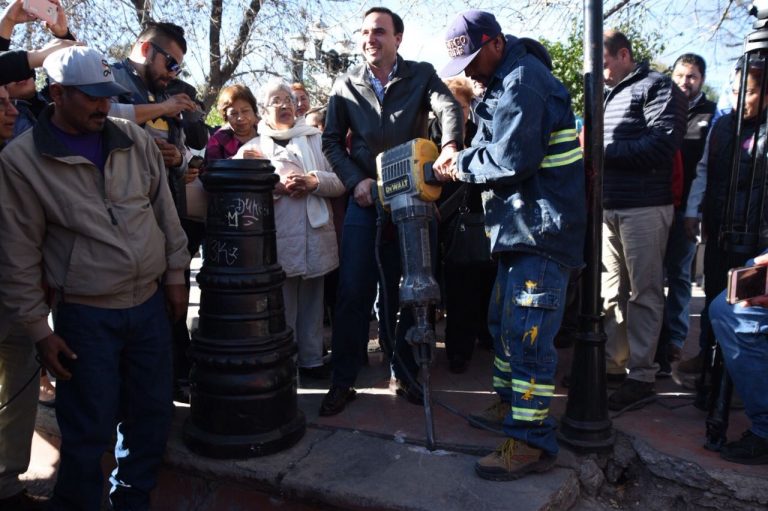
[319,6,462,416]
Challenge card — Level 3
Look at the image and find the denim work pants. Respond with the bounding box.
[603,205,673,382]
[331,199,423,388]
[490,252,569,456]
[660,210,698,349]
[0,332,38,499]
[50,290,173,511]
[709,286,768,440]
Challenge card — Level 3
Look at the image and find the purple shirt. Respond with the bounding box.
[49,122,106,172]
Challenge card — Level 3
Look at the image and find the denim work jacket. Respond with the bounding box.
[457,36,587,268]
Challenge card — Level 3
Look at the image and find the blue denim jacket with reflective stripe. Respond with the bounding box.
[456,36,586,268]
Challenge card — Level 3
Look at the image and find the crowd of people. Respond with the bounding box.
[0,1,767,509]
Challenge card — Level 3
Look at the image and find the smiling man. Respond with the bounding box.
[320,6,462,416]
[437,9,586,481]
[0,46,189,511]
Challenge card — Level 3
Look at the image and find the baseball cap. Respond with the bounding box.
[43,47,130,97]
[440,10,502,77]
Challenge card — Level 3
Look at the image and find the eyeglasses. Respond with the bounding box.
[267,97,294,108]
[225,107,255,119]
[150,42,182,75]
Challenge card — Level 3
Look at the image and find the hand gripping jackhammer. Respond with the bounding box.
[375,139,442,450]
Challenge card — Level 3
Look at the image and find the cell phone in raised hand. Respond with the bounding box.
[22,0,58,26]
[726,265,768,304]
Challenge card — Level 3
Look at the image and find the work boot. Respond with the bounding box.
[720,430,768,465]
[607,379,655,411]
[318,386,356,416]
[475,439,557,481]
[468,398,510,430]
[677,353,704,374]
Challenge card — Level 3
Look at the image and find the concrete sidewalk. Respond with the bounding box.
[22,277,768,510]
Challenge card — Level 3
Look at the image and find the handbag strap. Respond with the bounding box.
[438,183,470,220]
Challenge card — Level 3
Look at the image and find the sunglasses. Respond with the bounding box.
[150,42,182,75]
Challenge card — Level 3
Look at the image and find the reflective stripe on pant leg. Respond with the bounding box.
[498,253,568,455]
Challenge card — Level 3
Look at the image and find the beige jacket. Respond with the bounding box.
[0,110,190,341]
[238,132,344,278]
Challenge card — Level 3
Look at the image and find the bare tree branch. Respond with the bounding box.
[712,0,736,37]
[605,0,633,20]
[130,0,152,27]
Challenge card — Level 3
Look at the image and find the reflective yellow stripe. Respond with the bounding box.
[548,128,578,145]
[511,378,555,397]
[494,357,511,373]
[493,376,511,388]
[540,147,582,168]
[511,406,549,421]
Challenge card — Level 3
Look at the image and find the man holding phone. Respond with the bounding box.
[109,21,208,401]
[709,251,768,465]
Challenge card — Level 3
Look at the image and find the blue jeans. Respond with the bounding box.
[331,200,422,387]
[490,252,569,456]
[661,210,697,349]
[50,290,173,511]
[709,272,768,440]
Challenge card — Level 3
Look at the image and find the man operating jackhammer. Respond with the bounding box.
[435,10,587,480]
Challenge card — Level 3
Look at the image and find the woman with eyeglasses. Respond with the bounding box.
[235,78,344,381]
[205,84,261,162]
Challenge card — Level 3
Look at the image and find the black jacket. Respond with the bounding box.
[322,55,463,192]
[603,62,687,209]
[680,94,716,208]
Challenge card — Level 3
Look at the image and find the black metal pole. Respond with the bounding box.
[559,0,615,450]
[183,159,306,458]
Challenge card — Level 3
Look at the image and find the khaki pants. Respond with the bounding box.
[0,333,39,498]
[603,205,673,383]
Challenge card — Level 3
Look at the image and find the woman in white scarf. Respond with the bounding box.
[235,78,344,380]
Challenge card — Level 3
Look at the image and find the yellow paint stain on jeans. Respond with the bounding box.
[521,377,536,401]
[522,325,539,345]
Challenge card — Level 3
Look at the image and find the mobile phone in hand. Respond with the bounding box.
[727,265,768,304]
[23,0,58,26]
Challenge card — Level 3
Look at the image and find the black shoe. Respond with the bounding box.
[318,386,356,416]
[607,379,655,411]
[656,357,672,377]
[448,357,469,374]
[390,378,423,405]
[0,490,47,511]
[299,364,331,380]
[606,372,627,383]
[720,430,768,465]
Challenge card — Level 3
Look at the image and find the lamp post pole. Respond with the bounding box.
[558,0,615,451]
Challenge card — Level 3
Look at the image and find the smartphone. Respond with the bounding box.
[23,0,58,26]
[726,265,768,304]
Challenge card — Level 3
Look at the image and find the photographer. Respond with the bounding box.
[709,251,768,465]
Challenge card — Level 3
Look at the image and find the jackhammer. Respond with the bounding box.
[374,138,442,450]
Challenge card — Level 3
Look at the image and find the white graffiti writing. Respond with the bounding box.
[208,239,239,266]
[225,197,268,227]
